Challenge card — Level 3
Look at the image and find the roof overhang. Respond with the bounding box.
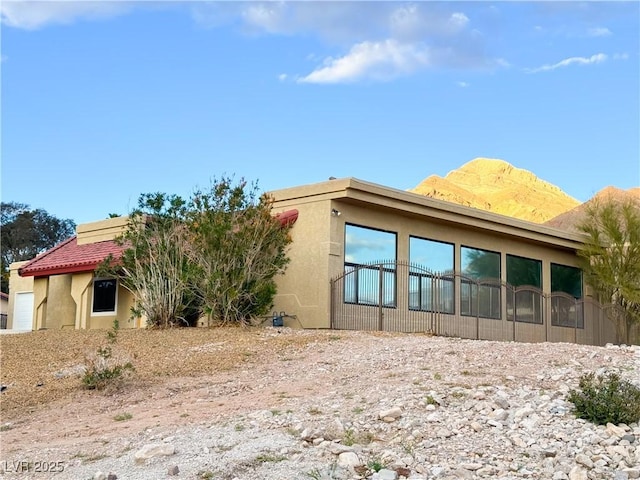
[269,177,586,251]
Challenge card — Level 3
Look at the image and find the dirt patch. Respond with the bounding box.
[0,327,349,421]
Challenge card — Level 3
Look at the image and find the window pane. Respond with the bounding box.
[551,264,583,328]
[345,224,396,264]
[93,279,117,313]
[461,247,501,319]
[551,264,582,298]
[409,237,454,273]
[344,225,396,307]
[506,255,541,288]
[461,247,500,280]
[409,237,454,313]
[506,255,542,323]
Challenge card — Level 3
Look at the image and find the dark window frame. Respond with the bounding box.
[343,224,398,308]
[460,246,502,320]
[92,278,118,315]
[408,236,455,314]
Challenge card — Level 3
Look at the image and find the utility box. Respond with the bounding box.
[272,311,284,327]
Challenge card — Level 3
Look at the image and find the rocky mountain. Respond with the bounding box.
[409,158,581,223]
[544,186,640,233]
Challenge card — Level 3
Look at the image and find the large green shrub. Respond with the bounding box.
[103,177,292,327]
[567,372,640,425]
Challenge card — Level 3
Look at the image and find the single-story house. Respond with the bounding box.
[7,177,622,345]
[268,177,620,345]
[8,217,139,330]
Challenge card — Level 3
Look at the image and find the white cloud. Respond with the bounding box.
[241,2,288,34]
[587,27,612,37]
[298,39,430,84]
[457,81,470,88]
[278,73,288,82]
[1,1,133,30]
[447,12,470,32]
[525,53,608,73]
[613,53,629,60]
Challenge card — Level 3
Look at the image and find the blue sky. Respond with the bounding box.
[1,1,638,224]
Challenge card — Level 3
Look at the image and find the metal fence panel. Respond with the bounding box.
[330,260,621,346]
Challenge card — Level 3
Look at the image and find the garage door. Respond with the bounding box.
[13,292,34,330]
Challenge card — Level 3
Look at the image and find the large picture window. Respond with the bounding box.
[551,263,584,328]
[92,278,117,315]
[344,224,397,307]
[506,254,542,324]
[408,237,454,313]
[461,246,501,319]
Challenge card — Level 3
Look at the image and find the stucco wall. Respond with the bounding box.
[272,199,334,328]
[271,186,585,330]
[76,216,128,245]
[42,274,76,329]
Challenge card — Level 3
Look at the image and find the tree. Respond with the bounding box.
[106,177,292,328]
[102,193,198,328]
[1,202,76,293]
[577,199,640,344]
[188,177,292,325]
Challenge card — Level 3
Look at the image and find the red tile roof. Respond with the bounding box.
[19,237,126,278]
[18,209,298,278]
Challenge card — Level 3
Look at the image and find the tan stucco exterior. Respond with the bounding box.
[269,178,590,332]
[7,216,143,330]
[76,216,129,245]
[6,178,622,343]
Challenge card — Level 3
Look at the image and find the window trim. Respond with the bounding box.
[343,224,398,308]
[91,278,118,316]
[506,254,543,324]
[408,236,455,314]
[460,245,502,320]
[550,263,584,329]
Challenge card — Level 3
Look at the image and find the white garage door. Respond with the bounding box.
[13,292,34,330]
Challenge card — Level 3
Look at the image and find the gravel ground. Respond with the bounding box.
[0,327,638,480]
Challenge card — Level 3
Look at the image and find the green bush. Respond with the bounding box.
[568,372,640,425]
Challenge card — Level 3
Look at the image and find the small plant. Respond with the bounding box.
[433,373,442,381]
[306,468,322,480]
[82,320,134,390]
[367,458,385,472]
[197,470,215,480]
[234,423,245,431]
[343,428,356,446]
[308,406,322,415]
[353,406,364,414]
[255,453,286,463]
[113,412,132,422]
[425,395,438,405]
[568,372,640,425]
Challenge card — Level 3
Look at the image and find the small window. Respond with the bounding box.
[92,279,117,314]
